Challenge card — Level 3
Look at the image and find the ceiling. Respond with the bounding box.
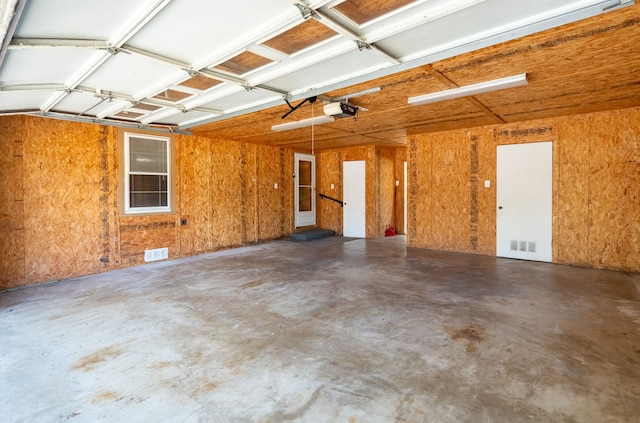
[1,0,639,150]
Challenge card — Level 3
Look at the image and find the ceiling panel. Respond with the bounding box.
[52,91,118,116]
[379,0,615,64]
[81,52,180,96]
[332,0,417,26]
[0,90,50,111]
[261,18,338,56]
[13,0,151,40]
[265,48,392,95]
[154,109,213,126]
[126,0,293,65]
[0,0,637,144]
[201,89,281,114]
[213,51,274,76]
[153,88,192,102]
[0,49,101,85]
[178,75,222,91]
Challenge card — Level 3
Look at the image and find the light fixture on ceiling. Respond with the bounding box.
[271,115,334,132]
[407,73,528,106]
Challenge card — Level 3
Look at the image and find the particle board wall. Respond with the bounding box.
[177,137,291,257]
[408,132,473,252]
[377,147,396,236]
[256,144,287,241]
[0,117,25,288]
[0,116,296,288]
[20,118,108,285]
[556,109,640,270]
[409,106,640,273]
[317,145,374,236]
[177,134,214,254]
[394,148,407,235]
[316,149,343,234]
[316,145,403,238]
[118,214,178,264]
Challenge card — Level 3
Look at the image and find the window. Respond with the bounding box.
[124,133,171,214]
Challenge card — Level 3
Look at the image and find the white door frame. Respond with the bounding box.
[496,141,553,262]
[294,152,316,228]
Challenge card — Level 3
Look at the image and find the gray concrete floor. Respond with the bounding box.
[2,236,640,423]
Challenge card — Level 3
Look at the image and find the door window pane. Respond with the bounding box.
[299,160,311,185]
[298,187,312,211]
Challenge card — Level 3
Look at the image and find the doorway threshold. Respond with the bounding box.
[290,228,335,241]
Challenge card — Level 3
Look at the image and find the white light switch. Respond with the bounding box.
[274,183,278,189]
[331,184,334,190]
[484,180,491,188]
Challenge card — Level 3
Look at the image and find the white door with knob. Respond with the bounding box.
[343,160,366,238]
[496,141,552,262]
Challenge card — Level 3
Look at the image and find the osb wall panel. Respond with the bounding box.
[475,131,496,255]
[319,145,379,237]
[560,109,639,271]
[210,140,244,248]
[377,147,396,236]
[282,148,294,236]
[432,132,473,251]
[177,134,214,254]
[364,146,378,238]
[410,108,639,272]
[394,148,407,235]
[0,117,26,289]
[256,144,285,241]
[411,120,558,256]
[315,145,403,237]
[316,149,343,234]
[1,116,296,288]
[102,126,119,270]
[244,143,259,244]
[407,137,433,247]
[555,117,590,266]
[119,214,178,264]
[409,128,497,254]
[21,118,105,283]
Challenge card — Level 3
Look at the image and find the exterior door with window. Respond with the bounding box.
[294,153,316,228]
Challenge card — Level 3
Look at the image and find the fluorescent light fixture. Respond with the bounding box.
[271,115,334,132]
[408,73,528,106]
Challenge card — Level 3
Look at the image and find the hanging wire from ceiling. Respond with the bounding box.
[311,99,315,155]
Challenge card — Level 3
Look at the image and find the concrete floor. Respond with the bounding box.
[1,236,640,423]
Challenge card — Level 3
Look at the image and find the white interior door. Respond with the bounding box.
[294,153,315,228]
[497,141,553,262]
[343,160,366,238]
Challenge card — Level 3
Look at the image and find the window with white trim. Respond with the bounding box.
[124,133,171,214]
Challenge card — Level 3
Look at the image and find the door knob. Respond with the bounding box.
[498,206,503,209]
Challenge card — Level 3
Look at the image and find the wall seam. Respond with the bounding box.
[470,135,479,251]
